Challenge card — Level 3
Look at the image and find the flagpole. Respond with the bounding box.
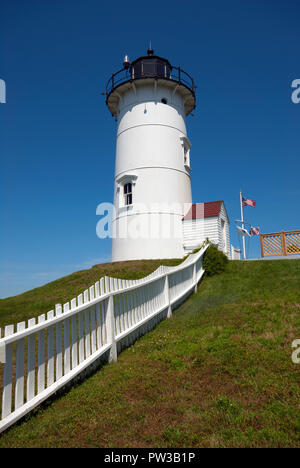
[240,190,246,260]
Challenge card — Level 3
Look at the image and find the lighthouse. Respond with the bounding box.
[105,47,196,261]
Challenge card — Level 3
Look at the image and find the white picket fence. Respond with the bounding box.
[0,246,207,433]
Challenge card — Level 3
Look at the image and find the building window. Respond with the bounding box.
[116,174,137,210]
[124,182,132,206]
[184,148,190,167]
[180,136,191,170]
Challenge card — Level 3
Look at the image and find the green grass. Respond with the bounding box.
[0,259,299,447]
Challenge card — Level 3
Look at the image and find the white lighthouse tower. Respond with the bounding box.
[105,47,196,261]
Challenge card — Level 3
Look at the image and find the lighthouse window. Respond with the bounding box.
[124,182,132,206]
[180,136,191,170]
[183,146,190,169]
[143,61,156,76]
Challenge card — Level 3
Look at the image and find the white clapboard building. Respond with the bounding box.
[182,201,230,257]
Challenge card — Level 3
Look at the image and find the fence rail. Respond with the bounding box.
[260,230,300,257]
[0,246,208,433]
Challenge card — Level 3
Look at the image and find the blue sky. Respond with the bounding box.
[0,0,299,298]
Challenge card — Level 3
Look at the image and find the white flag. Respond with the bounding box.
[236,226,250,237]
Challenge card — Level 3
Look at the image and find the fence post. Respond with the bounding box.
[105,294,118,362]
[2,325,14,419]
[260,234,265,258]
[164,274,172,318]
[281,231,287,256]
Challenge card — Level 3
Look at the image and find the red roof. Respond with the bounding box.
[183,201,224,220]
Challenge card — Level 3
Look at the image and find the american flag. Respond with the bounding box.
[250,226,260,236]
[242,196,256,207]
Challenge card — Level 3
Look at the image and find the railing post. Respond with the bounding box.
[164,274,172,318]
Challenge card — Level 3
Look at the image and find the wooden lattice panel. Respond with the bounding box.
[262,234,282,256]
[285,232,300,254]
[260,230,300,257]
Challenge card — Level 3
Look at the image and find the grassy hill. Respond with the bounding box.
[0,259,299,448]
